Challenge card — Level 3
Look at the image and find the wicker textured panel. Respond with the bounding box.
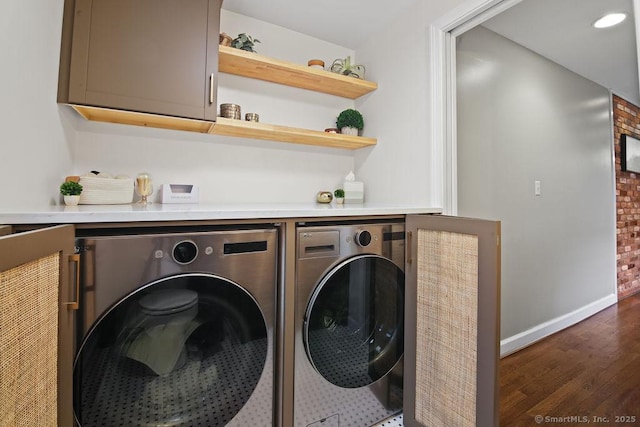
[415,230,478,427]
[0,253,60,426]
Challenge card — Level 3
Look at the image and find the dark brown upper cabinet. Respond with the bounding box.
[58,0,222,132]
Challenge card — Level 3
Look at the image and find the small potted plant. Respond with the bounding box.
[231,33,260,52]
[336,109,364,136]
[334,188,345,204]
[60,181,83,206]
[329,56,365,79]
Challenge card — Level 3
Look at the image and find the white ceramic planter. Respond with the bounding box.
[64,195,80,206]
[340,127,359,136]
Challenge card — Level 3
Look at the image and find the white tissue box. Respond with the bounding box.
[344,181,364,204]
[161,184,199,204]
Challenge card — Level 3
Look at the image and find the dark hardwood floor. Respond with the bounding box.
[500,293,640,426]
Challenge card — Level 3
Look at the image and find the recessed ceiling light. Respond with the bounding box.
[593,13,627,28]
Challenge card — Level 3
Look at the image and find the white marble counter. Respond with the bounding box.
[0,203,441,225]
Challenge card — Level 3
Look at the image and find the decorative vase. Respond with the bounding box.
[316,191,333,203]
[64,195,80,206]
[340,127,359,136]
[335,197,344,204]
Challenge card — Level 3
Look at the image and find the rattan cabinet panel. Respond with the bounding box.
[403,215,501,427]
[0,225,76,427]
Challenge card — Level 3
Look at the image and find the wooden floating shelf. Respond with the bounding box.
[218,45,377,99]
[71,105,214,133]
[211,117,377,150]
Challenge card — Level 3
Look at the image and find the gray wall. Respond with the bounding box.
[457,26,617,347]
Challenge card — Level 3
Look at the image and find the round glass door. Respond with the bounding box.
[303,255,404,388]
[74,273,268,426]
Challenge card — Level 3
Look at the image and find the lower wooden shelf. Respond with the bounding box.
[68,106,376,150]
[211,117,377,150]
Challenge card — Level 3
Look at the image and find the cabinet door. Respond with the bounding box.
[68,0,221,120]
[0,225,77,427]
[403,215,500,427]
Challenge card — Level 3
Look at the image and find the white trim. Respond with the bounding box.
[430,0,523,215]
[499,293,618,357]
[429,25,446,212]
[609,93,620,301]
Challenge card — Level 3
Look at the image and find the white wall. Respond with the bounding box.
[457,26,617,352]
[354,0,469,206]
[72,10,358,204]
[1,0,469,208]
[0,0,74,207]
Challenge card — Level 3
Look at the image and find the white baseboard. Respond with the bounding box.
[499,293,618,357]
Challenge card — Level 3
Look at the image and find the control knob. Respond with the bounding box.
[173,240,198,264]
[355,230,372,247]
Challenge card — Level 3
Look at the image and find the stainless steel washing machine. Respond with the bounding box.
[294,222,405,427]
[74,227,277,426]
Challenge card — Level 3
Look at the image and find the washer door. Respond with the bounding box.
[303,255,404,388]
[74,273,268,427]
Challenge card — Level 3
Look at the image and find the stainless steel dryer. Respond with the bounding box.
[295,222,405,426]
[74,227,277,427]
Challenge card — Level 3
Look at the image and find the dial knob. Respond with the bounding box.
[173,240,198,264]
[355,230,372,247]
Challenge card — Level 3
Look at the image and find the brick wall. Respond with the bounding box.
[614,94,640,299]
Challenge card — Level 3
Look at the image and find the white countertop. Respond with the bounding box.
[0,203,441,225]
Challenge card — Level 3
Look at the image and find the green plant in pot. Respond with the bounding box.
[330,56,365,79]
[336,109,364,136]
[231,33,261,52]
[60,181,83,206]
[334,188,345,204]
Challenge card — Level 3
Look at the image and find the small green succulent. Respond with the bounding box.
[60,181,83,196]
[232,33,261,52]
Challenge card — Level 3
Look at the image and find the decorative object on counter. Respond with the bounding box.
[78,172,134,205]
[245,113,259,122]
[336,109,364,136]
[220,103,242,120]
[161,184,199,204]
[343,171,364,204]
[136,172,153,205]
[333,188,345,204]
[330,56,366,79]
[307,59,325,70]
[231,33,260,52]
[60,181,83,206]
[219,32,232,46]
[324,128,339,133]
[316,191,333,204]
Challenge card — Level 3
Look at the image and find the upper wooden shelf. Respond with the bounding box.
[218,45,378,99]
[211,117,376,150]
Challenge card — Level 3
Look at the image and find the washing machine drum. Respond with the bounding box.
[74,273,268,427]
[304,254,404,389]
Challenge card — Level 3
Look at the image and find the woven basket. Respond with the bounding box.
[79,176,134,205]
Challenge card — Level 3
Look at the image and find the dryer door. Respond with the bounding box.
[74,273,268,426]
[303,254,404,388]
